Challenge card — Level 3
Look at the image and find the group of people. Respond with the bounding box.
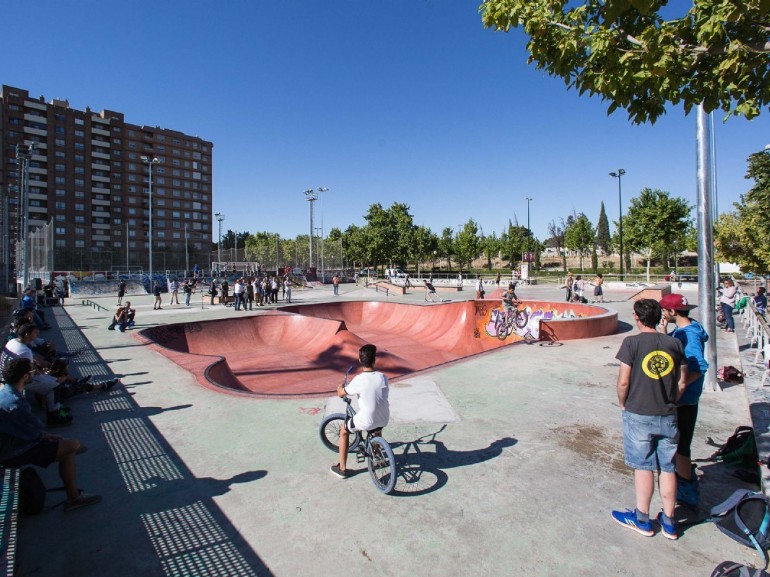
[563,272,604,304]
[0,295,110,512]
[210,275,293,309]
[612,292,709,541]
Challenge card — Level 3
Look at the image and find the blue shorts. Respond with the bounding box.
[622,411,678,473]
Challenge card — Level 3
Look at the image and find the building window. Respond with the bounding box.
[55,227,65,235]
[55,202,66,210]
[75,240,85,248]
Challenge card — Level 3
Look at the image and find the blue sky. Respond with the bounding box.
[3,0,768,242]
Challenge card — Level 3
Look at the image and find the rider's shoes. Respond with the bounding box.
[330,464,349,479]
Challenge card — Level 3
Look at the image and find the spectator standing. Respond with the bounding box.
[245,279,255,310]
[564,272,574,302]
[233,279,244,311]
[117,279,126,306]
[152,281,162,310]
[284,278,292,303]
[271,276,279,303]
[209,282,218,306]
[611,299,687,541]
[220,279,229,306]
[659,293,709,507]
[183,280,192,306]
[592,273,604,303]
[719,278,738,332]
[475,275,485,299]
[169,279,180,305]
[332,274,340,296]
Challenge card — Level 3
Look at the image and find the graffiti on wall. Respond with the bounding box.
[473,302,588,343]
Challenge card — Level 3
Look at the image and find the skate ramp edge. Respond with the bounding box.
[137,300,616,398]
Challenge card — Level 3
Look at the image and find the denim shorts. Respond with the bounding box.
[622,410,678,473]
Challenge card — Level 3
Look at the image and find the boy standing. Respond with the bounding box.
[331,344,390,479]
[612,299,688,540]
[659,293,709,506]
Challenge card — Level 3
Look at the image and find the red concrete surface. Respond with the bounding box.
[138,299,617,398]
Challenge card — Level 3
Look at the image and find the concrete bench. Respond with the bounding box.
[0,468,19,577]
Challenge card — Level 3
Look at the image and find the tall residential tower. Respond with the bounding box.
[0,84,213,280]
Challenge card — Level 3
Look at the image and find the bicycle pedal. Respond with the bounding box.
[355,451,366,464]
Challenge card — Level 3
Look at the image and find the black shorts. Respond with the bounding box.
[677,404,699,458]
[1,439,58,468]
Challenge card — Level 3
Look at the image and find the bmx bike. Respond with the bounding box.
[319,367,397,494]
[495,302,529,340]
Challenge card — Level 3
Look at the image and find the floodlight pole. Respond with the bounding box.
[609,169,625,280]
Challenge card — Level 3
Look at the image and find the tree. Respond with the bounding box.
[547,218,567,271]
[455,220,481,271]
[481,1,770,123]
[596,202,611,254]
[714,150,770,271]
[622,188,692,281]
[482,232,500,270]
[564,213,595,270]
[438,227,455,270]
[413,225,438,275]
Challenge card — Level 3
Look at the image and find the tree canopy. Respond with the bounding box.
[480,0,770,123]
[622,188,692,280]
[714,150,770,272]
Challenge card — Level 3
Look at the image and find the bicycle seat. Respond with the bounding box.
[367,427,383,435]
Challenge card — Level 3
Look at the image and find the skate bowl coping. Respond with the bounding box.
[137,299,617,398]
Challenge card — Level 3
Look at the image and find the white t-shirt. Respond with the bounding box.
[346,370,389,431]
[4,339,33,361]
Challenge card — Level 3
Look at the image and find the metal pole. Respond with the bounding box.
[610,169,625,280]
[696,105,719,392]
[185,224,189,275]
[142,156,158,285]
[126,222,129,274]
[525,197,532,277]
[215,213,224,273]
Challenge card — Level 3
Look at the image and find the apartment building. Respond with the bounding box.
[0,84,213,275]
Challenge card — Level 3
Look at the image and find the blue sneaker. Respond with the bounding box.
[676,479,699,506]
[657,512,678,540]
[611,509,654,537]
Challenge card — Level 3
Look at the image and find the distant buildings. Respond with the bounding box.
[0,84,213,278]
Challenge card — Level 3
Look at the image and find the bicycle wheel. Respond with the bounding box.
[495,321,509,341]
[367,437,397,494]
[515,309,529,329]
[319,413,361,453]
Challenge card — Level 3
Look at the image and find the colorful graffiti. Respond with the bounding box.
[474,301,588,343]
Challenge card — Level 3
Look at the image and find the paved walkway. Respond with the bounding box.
[15,282,764,576]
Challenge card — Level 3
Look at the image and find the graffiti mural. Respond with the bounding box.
[474,302,588,343]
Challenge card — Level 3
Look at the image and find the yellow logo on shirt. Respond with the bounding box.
[641,350,675,379]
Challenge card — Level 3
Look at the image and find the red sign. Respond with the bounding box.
[522,252,535,262]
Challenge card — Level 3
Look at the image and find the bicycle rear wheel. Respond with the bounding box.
[367,437,397,494]
[319,413,361,453]
[515,309,529,329]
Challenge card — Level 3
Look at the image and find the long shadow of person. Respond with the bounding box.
[384,426,517,497]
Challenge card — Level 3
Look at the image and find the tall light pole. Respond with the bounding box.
[315,227,323,282]
[16,143,34,291]
[141,156,159,285]
[609,169,626,280]
[303,189,317,269]
[215,212,225,274]
[525,197,533,278]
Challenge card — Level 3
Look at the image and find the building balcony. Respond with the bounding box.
[23,126,47,137]
[28,167,48,175]
[90,139,110,148]
[91,186,110,195]
[92,198,111,206]
[29,193,48,201]
[23,100,46,111]
[91,127,110,137]
[91,115,110,125]
[92,234,110,241]
[91,162,110,171]
[91,175,110,183]
[91,151,110,160]
[23,113,47,123]
[92,223,110,230]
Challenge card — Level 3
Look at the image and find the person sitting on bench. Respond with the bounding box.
[0,357,102,512]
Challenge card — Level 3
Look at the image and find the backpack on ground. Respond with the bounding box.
[719,366,745,384]
[708,490,770,568]
[711,561,770,577]
[703,426,759,466]
[18,467,67,515]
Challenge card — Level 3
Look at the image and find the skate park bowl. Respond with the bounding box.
[138,300,617,398]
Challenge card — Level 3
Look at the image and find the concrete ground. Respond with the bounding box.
[15,281,763,576]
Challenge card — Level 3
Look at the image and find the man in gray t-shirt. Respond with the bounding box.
[611,299,687,541]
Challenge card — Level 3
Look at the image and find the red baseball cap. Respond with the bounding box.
[659,293,697,311]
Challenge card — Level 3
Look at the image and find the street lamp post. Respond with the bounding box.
[609,169,626,280]
[303,189,317,269]
[141,156,159,285]
[525,197,533,278]
[215,212,225,274]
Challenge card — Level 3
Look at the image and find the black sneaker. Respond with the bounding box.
[330,464,349,479]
